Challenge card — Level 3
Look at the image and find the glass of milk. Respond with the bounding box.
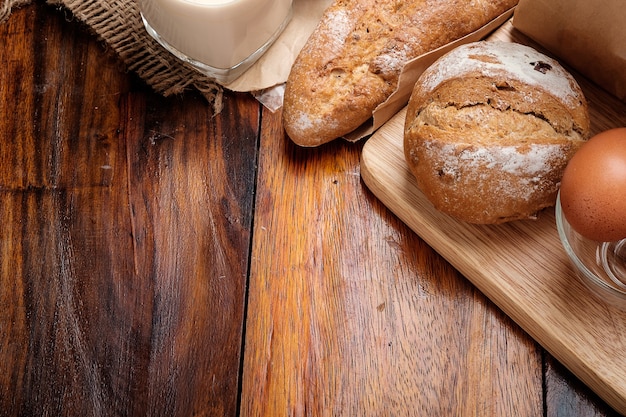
[140,0,293,84]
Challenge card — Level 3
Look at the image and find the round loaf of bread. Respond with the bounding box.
[403,41,590,224]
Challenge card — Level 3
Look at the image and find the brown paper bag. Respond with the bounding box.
[513,0,626,102]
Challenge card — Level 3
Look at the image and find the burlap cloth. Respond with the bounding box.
[1,0,224,113]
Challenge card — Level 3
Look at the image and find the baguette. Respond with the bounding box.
[283,0,518,147]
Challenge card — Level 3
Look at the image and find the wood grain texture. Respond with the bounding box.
[0,4,258,416]
[361,21,626,416]
[242,106,544,416]
[0,4,623,417]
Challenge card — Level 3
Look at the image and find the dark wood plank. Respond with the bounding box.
[546,356,622,417]
[0,4,258,415]
[118,92,258,417]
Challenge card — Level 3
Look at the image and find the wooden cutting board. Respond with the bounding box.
[360,26,626,414]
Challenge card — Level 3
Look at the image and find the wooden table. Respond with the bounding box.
[0,3,621,416]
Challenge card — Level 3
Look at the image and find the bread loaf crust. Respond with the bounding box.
[404,41,590,224]
[283,0,518,147]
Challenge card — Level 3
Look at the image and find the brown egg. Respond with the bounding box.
[560,128,626,242]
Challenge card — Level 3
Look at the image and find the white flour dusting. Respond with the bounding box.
[418,41,581,106]
[324,9,353,55]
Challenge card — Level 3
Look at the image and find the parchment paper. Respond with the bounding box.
[513,0,626,102]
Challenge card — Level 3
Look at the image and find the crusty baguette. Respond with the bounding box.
[282,0,518,147]
[404,41,590,224]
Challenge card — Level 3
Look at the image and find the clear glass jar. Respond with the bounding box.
[140,0,293,84]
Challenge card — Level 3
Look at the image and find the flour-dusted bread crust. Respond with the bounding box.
[404,41,590,224]
[282,0,518,147]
